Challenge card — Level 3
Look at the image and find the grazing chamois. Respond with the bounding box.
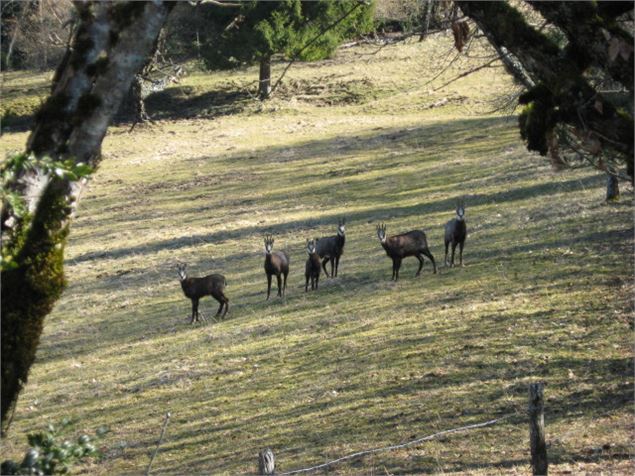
[444,199,467,267]
[316,218,346,278]
[177,262,229,323]
[305,239,321,292]
[376,223,437,280]
[263,234,289,300]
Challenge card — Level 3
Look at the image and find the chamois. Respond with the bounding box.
[177,262,229,323]
[316,218,346,278]
[263,234,290,300]
[376,223,437,280]
[305,239,321,292]
[444,198,467,267]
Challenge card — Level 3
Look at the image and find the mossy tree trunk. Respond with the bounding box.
[1,1,173,436]
[457,1,634,181]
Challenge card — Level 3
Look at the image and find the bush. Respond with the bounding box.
[1,419,108,475]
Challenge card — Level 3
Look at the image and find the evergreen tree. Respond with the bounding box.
[200,0,374,99]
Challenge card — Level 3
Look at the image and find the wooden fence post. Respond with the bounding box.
[258,447,275,475]
[529,383,548,475]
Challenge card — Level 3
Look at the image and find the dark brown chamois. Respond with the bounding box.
[263,234,289,300]
[315,218,346,278]
[177,262,229,323]
[444,198,467,267]
[376,223,437,280]
[305,239,321,292]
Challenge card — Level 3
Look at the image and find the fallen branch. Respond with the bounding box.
[433,56,499,91]
[145,412,171,476]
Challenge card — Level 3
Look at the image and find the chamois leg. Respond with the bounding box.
[415,253,424,277]
[215,297,224,317]
[394,258,402,281]
[276,274,282,297]
[422,248,437,274]
[329,258,335,278]
[321,257,330,277]
[459,241,464,267]
[305,274,309,292]
[391,259,396,280]
[221,295,229,318]
[450,242,457,267]
[315,274,319,290]
[266,274,272,300]
[334,255,340,277]
[191,298,199,324]
[283,271,288,296]
[444,240,450,267]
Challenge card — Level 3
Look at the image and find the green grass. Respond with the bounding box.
[1,34,633,475]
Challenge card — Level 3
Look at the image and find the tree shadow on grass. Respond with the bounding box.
[142,85,254,121]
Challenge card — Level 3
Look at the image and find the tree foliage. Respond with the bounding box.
[198,0,374,97]
[457,1,634,180]
[202,0,373,67]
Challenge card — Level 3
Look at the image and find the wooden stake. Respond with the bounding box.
[529,383,548,475]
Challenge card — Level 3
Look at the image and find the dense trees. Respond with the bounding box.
[1,1,174,434]
[198,0,374,99]
[1,0,73,71]
[457,1,634,184]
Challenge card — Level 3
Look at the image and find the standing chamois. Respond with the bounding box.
[177,262,229,323]
[376,223,437,280]
[444,198,467,267]
[305,239,321,292]
[316,218,346,278]
[263,234,289,300]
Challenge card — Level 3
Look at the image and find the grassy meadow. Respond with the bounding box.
[1,32,633,475]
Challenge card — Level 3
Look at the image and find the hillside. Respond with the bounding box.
[1,33,633,475]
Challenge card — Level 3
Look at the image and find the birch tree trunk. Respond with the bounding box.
[1,0,173,435]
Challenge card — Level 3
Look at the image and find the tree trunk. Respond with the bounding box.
[259,56,272,100]
[5,11,22,71]
[1,1,173,436]
[419,0,434,40]
[547,130,566,171]
[606,173,620,201]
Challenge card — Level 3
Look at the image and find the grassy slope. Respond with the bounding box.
[1,34,633,475]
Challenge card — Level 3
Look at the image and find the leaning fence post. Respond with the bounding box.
[258,448,275,475]
[528,383,548,475]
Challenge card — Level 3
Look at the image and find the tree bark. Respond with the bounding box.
[1,1,174,435]
[259,55,272,100]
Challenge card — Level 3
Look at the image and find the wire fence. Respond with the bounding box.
[277,413,516,475]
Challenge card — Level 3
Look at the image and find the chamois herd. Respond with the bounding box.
[177,202,466,323]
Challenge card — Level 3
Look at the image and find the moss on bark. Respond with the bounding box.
[1,181,70,436]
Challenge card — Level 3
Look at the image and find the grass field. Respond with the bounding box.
[1,33,633,475]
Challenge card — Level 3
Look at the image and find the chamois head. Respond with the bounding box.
[306,238,317,255]
[176,262,187,281]
[264,234,274,255]
[337,218,346,237]
[376,223,387,243]
[456,198,465,221]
